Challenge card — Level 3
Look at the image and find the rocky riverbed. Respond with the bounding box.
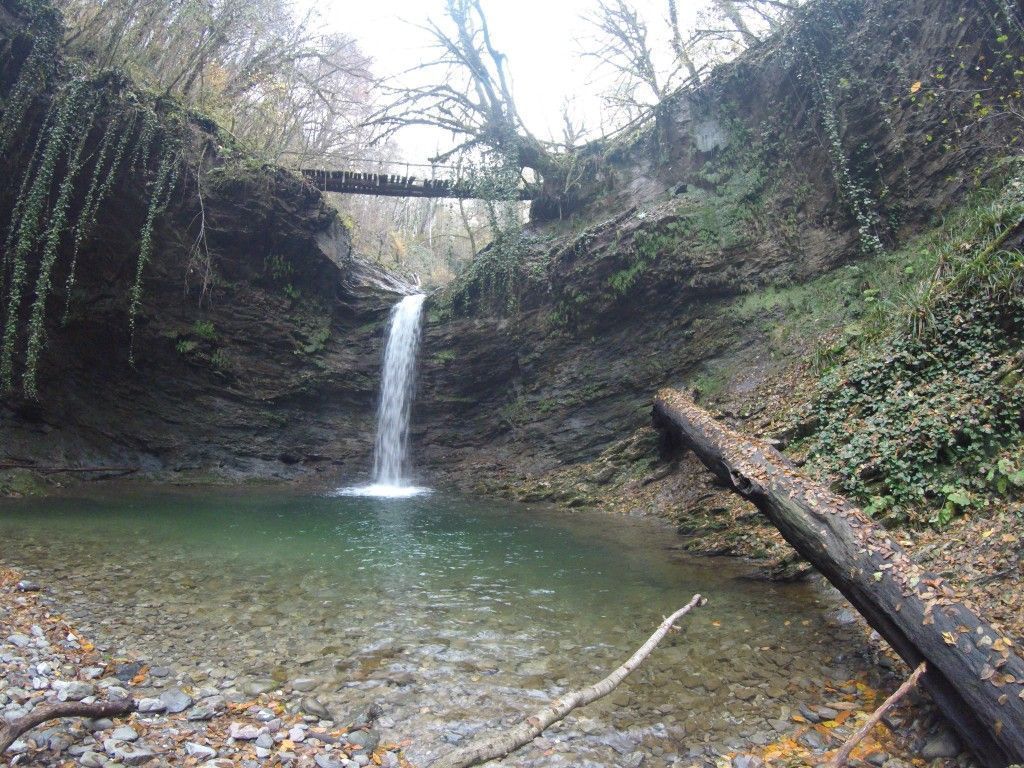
[0,488,978,768]
[0,568,412,767]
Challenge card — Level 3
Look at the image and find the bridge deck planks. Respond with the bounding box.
[300,169,533,200]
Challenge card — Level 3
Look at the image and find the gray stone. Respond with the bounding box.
[114,661,145,683]
[288,726,306,743]
[16,580,41,592]
[291,678,318,692]
[798,729,826,751]
[79,750,106,768]
[103,738,156,765]
[733,757,764,768]
[229,722,261,740]
[137,697,166,713]
[242,679,277,696]
[300,697,332,720]
[314,755,345,768]
[159,687,193,713]
[254,733,274,749]
[188,706,217,721]
[921,729,961,759]
[346,729,379,753]
[111,726,139,742]
[7,739,28,754]
[797,704,821,723]
[185,742,218,759]
[255,746,272,758]
[58,681,95,701]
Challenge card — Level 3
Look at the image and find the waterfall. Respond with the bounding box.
[340,293,428,498]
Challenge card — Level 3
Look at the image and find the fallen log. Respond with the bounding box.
[427,595,704,768]
[652,389,1024,767]
[1,699,137,753]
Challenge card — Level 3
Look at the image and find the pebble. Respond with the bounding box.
[921,729,961,759]
[137,697,166,713]
[78,750,105,767]
[346,729,379,753]
[103,738,156,765]
[255,733,275,749]
[314,755,345,768]
[159,687,193,713]
[242,679,278,696]
[229,722,262,740]
[57,681,95,701]
[291,678,318,692]
[7,633,32,648]
[301,697,332,720]
[111,725,139,742]
[186,742,218,759]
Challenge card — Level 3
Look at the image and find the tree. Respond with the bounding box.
[369,0,557,185]
[585,0,706,122]
[54,0,375,164]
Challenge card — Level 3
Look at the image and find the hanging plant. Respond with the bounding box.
[22,95,101,397]
[1,77,87,392]
[63,109,139,320]
[128,142,180,364]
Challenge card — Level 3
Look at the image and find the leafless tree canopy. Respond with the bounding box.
[369,0,555,180]
[585,0,804,122]
[55,0,375,164]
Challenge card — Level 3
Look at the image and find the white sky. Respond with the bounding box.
[315,0,703,162]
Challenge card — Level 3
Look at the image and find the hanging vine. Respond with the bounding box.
[22,95,102,397]
[128,142,180,365]
[1,77,87,392]
[63,109,139,321]
[0,4,60,158]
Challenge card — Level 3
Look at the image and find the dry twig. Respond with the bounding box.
[427,594,705,768]
[830,662,927,768]
[1,699,137,753]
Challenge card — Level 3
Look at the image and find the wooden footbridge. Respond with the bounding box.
[297,156,534,200]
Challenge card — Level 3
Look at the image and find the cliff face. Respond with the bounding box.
[2,0,1020,503]
[0,2,409,487]
[413,0,1023,507]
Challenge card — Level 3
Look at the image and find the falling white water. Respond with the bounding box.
[339,293,429,498]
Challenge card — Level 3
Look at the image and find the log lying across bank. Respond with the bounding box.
[652,389,1024,767]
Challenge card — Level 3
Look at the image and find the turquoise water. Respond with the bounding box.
[0,488,861,766]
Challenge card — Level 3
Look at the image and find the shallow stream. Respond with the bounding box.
[0,487,866,766]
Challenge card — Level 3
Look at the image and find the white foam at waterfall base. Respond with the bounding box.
[337,293,431,498]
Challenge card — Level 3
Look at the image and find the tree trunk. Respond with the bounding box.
[652,388,1024,768]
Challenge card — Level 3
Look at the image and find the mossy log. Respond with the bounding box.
[652,388,1024,768]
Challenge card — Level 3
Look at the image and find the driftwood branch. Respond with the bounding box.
[652,388,1024,767]
[427,594,704,768]
[831,662,927,768]
[0,699,137,753]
